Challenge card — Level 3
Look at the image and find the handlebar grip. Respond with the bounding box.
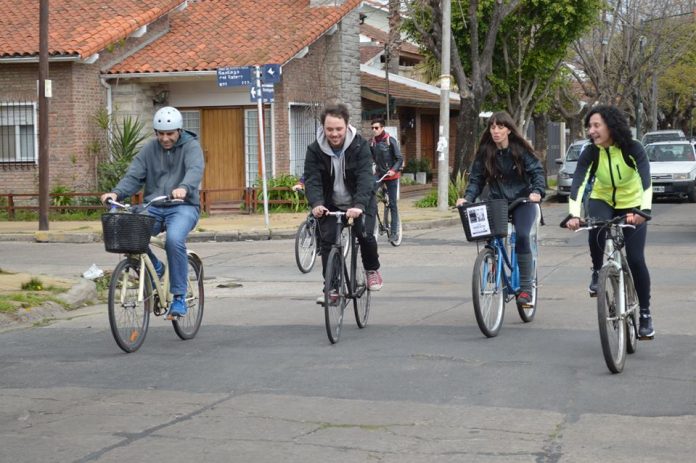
[632,208,651,221]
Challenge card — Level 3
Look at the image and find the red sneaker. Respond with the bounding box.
[366,270,383,291]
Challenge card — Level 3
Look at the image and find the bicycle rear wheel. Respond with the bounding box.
[624,266,639,354]
[295,220,317,273]
[172,255,205,340]
[472,247,505,337]
[352,242,370,328]
[517,229,538,322]
[324,248,347,344]
[597,265,626,373]
[108,258,151,353]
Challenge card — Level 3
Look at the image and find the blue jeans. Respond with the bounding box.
[146,205,199,296]
[383,178,400,235]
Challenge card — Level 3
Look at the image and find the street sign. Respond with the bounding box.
[261,64,281,83]
[217,66,253,87]
[250,84,275,103]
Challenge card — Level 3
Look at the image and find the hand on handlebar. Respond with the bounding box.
[346,207,363,219]
[101,192,117,205]
[528,192,541,202]
[565,217,581,231]
[312,205,329,218]
[626,212,646,226]
[455,198,467,207]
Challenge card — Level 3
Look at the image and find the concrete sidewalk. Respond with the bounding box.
[0,194,462,243]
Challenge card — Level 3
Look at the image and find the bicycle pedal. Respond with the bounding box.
[638,334,655,341]
[589,291,597,298]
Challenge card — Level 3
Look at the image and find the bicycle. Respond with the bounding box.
[374,174,403,246]
[102,196,205,353]
[321,211,371,344]
[294,190,349,274]
[561,210,650,373]
[459,198,541,338]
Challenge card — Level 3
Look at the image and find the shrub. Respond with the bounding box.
[415,172,467,208]
[97,116,148,192]
[255,174,307,212]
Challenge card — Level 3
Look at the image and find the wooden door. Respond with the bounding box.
[420,115,437,170]
[200,108,245,202]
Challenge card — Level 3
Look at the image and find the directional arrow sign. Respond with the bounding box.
[250,84,275,103]
[261,64,281,84]
[217,66,253,87]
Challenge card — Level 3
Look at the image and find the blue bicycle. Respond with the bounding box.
[459,198,541,337]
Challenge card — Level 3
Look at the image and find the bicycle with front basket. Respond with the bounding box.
[102,196,204,353]
[458,198,541,337]
[561,210,650,373]
[320,211,370,344]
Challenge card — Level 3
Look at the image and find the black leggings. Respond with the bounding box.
[511,202,539,254]
[318,207,380,274]
[587,199,651,309]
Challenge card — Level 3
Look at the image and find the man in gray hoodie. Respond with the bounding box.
[304,102,382,301]
[101,106,204,318]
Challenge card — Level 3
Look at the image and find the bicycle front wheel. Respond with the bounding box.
[324,248,347,344]
[108,258,151,353]
[597,265,626,373]
[472,247,505,337]
[295,220,317,273]
[352,242,370,328]
[172,255,205,340]
[624,266,639,355]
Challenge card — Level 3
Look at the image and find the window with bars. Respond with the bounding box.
[290,104,319,177]
[0,102,37,166]
[245,108,272,187]
[181,110,200,135]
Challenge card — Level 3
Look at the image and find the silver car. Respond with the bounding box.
[646,141,696,202]
[555,140,590,201]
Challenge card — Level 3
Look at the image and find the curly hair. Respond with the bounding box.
[584,105,633,150]
[477,111,538,180]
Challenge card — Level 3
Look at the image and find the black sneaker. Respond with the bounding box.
[638,310,655,340]
[588,270,599,297]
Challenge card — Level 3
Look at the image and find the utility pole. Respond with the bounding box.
[436,0,451,211]
[38,0,49,230]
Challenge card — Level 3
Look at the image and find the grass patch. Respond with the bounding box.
[0,291,67,313]
[547,177,558,188]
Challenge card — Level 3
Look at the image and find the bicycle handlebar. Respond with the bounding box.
[105,195,176,211]
[559,209,651,229]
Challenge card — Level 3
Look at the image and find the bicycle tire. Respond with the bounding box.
[352,240,370,328]
[517,229,538,322]
[341,227,350,259]
[390,218,403,247]
[472,247,505,337]
[108,258,151,353]
[597,265,626,373]
[324,247,346,344]
[295,220,317,273]
[624,266,639,354]
[172,255,205,340]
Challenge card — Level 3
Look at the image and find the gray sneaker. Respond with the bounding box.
[588,269,599,296]
[638,309,655,340]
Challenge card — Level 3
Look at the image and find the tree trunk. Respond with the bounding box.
[453,96,481,180]
[532,113,549,172]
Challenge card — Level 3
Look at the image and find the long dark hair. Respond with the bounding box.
[584,105,633,150]
[477,111,537,180]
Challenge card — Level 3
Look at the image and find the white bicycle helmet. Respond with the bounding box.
[153,106,183,131]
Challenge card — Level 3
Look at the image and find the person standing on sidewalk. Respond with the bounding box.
[455,111,545,307]
[100,106,204,318]
[370,117,403,239]
[304,102,383,299]
[564,104,654,340]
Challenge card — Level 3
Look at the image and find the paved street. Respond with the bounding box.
[1,200,695,462]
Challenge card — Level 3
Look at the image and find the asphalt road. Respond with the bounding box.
[1,200,695,462]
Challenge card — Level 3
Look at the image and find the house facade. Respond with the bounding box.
[0,0,362,205]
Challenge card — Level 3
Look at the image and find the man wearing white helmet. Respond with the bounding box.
[101,106,205,318]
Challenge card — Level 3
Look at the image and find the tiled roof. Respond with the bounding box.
[361,45,383,64]
[361,66,459,108]
[360,23,421,56]
[107,0,362,74]
[0,0,183,59]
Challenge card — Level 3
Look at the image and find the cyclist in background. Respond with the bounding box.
[455,111,545,307]
[564,105,654,340]
[100,106,204,318]
[303,101,383,298]
[370,117,403,238]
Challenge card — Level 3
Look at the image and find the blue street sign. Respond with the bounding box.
[250,84,275,103]
[261,64,281,84]
[217,66,253,87]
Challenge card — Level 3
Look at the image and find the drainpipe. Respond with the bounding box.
[100,77,113,146]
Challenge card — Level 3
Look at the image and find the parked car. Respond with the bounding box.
[555,140,590,201]
[646,141,696,202]
[641,129,686,146]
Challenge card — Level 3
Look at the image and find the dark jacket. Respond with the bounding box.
[113,130,204,206]
[304,128,376,215]
[371,134,403,177]
[464,147,546,203]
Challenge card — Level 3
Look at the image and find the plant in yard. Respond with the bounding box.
[96,115,148,193]
[256,174,306,212]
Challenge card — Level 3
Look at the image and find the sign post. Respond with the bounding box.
[254,65,270,228]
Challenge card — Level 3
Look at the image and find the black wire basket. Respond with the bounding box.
[458,199,509,242]
[101,212,157,254]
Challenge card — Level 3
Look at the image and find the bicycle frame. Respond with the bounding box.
[329,214,359,298]
[483,223,519,303]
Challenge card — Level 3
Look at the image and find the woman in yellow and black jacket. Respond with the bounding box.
[565,105,654,340]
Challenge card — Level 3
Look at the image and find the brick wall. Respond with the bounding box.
[0,62,106,194]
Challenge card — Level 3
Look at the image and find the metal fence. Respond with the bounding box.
[0,101,37,170]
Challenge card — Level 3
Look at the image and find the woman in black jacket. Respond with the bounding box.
[456,111,545,307]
